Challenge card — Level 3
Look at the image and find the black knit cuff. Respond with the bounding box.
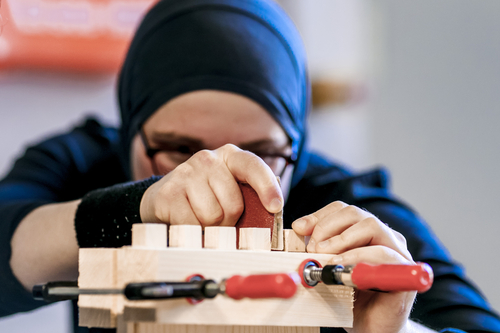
[75,176,161,248]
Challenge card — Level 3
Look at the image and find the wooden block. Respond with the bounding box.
[78,248,118,328]
[129,324,320,333]
[117,248,354,327]
[238,228,271,251]
[283,229,306,252]
[204,227,237,250]
[132,223,167,248]
[169,225,202,248]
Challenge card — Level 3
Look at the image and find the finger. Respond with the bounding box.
[207,168,244,227]
[185,178,224,226]
[220,144,283,213]
[314,217,413,261]
[330,245,414,267]
[310,205,372,243]
[179,149,244,226]
[164,194,200,226]
[292,201,348,236]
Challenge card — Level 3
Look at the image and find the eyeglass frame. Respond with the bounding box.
[139,127,296,178]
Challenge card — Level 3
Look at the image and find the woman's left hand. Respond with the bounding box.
[292,201,416,333]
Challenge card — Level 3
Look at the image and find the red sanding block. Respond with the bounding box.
[236,183,283,250]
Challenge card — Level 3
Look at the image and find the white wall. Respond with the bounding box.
[283,0,500,314]
[278,0,374,170]
[371,0,500,310]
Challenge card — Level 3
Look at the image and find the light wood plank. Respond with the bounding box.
[133,324,319,333]
[118,247,354,327]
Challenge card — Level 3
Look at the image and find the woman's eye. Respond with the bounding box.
[176,145,194,154]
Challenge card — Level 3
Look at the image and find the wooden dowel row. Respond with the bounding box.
[131,224,305,252]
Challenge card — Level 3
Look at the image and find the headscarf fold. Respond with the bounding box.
[118,0,310,187]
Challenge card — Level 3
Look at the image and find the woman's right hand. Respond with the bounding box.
[139,144,283,227]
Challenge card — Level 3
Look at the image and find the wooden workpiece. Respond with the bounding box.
[78,185,352,332]
[125,324,320,333]
[79,224,354,332]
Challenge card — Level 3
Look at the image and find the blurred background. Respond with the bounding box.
[1,0,499,331]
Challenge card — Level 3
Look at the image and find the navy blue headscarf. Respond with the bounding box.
[118,0,310,187]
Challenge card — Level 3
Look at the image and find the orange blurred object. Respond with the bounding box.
[0,0,158,73]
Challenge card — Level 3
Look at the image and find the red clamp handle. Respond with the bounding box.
[351,262,434,293]
[225,273,299,300]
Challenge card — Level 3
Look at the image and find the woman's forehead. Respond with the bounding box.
[143,90,289,149]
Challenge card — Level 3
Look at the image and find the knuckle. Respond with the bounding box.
[393,230,408,246]
[302,213,320,227]
[192,149,216,165]
[219,143,241,154]
[360,216,385,232]
[371,245,393,258]
[330,201,348,210]
[199,207,224,226]
[172,162,195,178]
[337,232,350,245]
[343,204,360,216]
[247,153,268,169]
[373,245,404,262]
[364,216,381,228]
[225,200,245,221]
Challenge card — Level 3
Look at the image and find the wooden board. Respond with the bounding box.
[125,323,319,333]
[78,225,354,330]
[115,248,353,328]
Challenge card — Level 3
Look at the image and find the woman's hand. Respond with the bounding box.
[292,201,416,333]
[140,144,283,226]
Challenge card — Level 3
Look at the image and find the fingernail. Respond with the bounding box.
[317,239,329,249]
[292,219,306,229]
[269,198,283,212]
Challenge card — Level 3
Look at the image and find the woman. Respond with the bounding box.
[1,0,499,332]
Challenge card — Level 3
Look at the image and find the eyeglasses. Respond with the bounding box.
[140,128,295,178]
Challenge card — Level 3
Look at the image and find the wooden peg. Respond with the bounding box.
[169,225,202,248]
[238,228,271,251]
[131,223,167,248]
[283,229,306,252]
[204,227,237,250]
